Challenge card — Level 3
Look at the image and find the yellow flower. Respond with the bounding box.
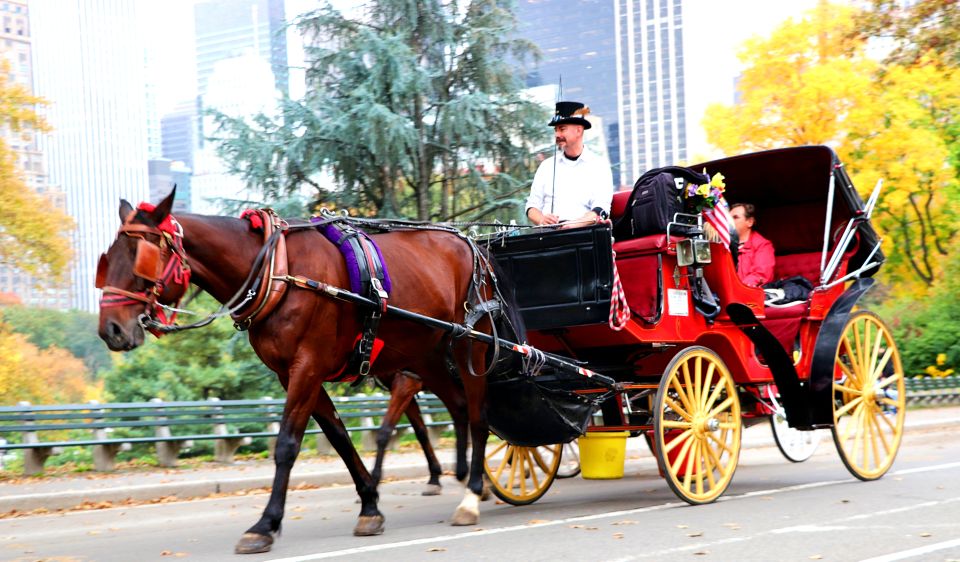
[696,183,710,197]
[710,172,726,191]
[936,353,947,366]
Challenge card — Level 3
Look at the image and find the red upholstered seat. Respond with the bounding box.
[613,234,668,256]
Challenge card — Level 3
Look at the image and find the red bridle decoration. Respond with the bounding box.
[98,203,191,336]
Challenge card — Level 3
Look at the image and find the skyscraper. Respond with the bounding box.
[615,0,688,185]
[31,0,149,312]
[0,0,71,309]
[515,0,688,188]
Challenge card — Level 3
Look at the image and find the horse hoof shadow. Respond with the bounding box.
[421,483,443,496]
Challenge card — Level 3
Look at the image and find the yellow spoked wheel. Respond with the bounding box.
[653,346,742,505]
[483,438,562,506]
[831,311,905,481]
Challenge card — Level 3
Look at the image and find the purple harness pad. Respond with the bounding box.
[316,221,392,296]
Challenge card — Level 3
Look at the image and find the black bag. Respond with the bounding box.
[613,166,710,239]
[763,275,814,306]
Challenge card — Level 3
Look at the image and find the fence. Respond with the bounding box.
[2,376,958,476]
[0,393,450,475]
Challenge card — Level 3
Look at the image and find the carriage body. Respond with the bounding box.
[484,146,904,505]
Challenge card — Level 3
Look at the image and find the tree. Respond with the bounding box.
[0,60,73,278]
[210,0,549,221]
[0,306,113,374]
[0,323,96,405]
[857,0,960,67]
[101,294,284,402]
[703,2,960,288]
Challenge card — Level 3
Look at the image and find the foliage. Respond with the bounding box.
[0,60,73,279]
[0,306,112,374]
[703,2,960,289]
[856,0,960,67]
[0,322,97,405]
[210,0,549,222]
[101,293,283,402]
[877,238,960,377]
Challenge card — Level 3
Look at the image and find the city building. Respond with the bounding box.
[0,0,71,309]
[161,100,198,171]
[31,0,149,312]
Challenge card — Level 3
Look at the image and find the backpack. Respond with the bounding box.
[613,166,710,239]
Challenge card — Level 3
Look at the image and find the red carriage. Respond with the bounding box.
[479,145,905,506]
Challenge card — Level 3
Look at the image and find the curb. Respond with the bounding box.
[4,413,959,514]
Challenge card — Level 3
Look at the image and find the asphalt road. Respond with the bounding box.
[2,423,959,562]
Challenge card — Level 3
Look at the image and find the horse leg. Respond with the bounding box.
[451,348,490,526]
[399,383,446,496]
[235,381,321,554]
[370,372,419,492]
[310,390,385,537]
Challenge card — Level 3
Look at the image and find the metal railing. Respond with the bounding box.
[0,393,451,475]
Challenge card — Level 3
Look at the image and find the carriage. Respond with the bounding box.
[478,145,904,506]
[96,144,903,553]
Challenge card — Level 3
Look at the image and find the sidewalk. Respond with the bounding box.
[2,405,958,515]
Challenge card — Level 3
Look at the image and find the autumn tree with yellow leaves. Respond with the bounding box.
[703,2,960,289]
[0,59,73,279]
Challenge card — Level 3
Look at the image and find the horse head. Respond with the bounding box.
[97,188,191,351]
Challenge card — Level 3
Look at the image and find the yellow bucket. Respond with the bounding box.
[578,431,629,479]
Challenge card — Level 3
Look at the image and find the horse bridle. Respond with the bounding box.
[96,211,191,333]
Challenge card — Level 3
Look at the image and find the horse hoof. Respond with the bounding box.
[451,505,479,526]
[235,532,273,554]
[480,483,492,502]
[354,514,385,536]
[422,483,442,496]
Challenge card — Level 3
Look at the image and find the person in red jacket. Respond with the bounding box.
[731,203,775,287]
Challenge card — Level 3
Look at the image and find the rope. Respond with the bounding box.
[608,249,631,331]
[519,344,547,377]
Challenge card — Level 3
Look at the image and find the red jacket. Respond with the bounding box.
[737,231,775,287]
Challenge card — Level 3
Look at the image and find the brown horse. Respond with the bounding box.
[96,189,520,554]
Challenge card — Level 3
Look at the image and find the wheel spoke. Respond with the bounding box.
[839,403,862,442]
[838,360,860,388]
[860,320,871,378]
[670,431,696,475]
[706,431,735,456]
[492,445,512,480]
[663,428,693,455]
[662,419,693,429]
[526,449,541,490]
[664,395,693,422]
[682,436,698,491]
[486,440,507,459]
[841,336,863,386]
[877,410,897,432]
[870,411,891,456]
[693,441,704,496]
[671,377,696,416]
[866,412,881,469]
[702,363,717,409]
[506,447,518,489]
[693,357,703,411]
[703,375,725,412]
[874,369,901,390]
[835,394,864,418]
[681,362,696,411]
[706,396,734,419]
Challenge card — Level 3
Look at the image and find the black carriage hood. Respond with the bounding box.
[693,145,883,279]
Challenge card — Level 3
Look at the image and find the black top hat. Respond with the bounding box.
[548,100,592,129]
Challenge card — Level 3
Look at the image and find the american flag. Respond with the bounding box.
[704,196,734,248]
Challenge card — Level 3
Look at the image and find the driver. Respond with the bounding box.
[525,101,613,229]
[731,202,775,287]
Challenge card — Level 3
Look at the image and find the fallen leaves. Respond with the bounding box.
[612,520,638,526]
[426,547,447,552]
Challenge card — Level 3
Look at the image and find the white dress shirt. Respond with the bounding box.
[525,148,614,221]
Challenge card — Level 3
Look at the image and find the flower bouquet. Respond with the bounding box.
[682,171,726,213]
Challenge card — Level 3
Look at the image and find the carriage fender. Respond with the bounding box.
[806,278,875,426]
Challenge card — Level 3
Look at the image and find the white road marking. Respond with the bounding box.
[266,460,960,561]
[858,537,960,562]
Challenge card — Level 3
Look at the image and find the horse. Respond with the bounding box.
[96,188,522,554]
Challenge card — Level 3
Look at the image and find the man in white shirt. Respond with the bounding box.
[525,101,614,229]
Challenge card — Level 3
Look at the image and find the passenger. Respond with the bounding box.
[525,100,613,229]
[730,203,775,287]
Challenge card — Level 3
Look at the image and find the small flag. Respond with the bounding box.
[704,196,734,248]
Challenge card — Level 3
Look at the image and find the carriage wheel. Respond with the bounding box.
[483,438,562,505]
[653,346,742,505]
[831,311,905,481]
[770,411,821,463]
[556,441,581,479]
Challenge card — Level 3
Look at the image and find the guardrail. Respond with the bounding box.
[0,394,451,475]
[904,375,960,406]
[2,377,958,476]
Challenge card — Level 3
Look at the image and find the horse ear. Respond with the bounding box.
[148,187,177,224]
[119,199,134,223]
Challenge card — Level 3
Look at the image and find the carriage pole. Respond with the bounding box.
[284,275,620,389]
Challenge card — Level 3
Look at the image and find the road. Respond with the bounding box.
[2,423,959,562]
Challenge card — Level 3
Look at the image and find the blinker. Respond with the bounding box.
[132,239,162,280]
[95,253,108,288]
